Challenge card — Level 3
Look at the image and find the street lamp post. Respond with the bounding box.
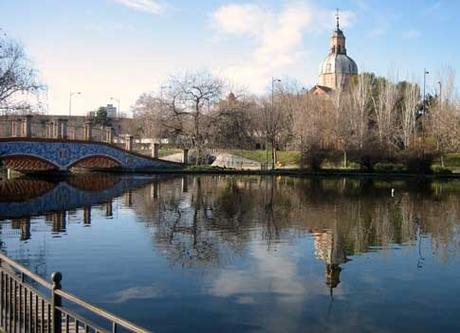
[437,81,442,108]
[270,77,281,170]
[110,97,121,118]
[422,69,430,155]
[69,91,82,117]
[423,69,429,115]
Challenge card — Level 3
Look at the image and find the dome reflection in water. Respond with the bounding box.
[0,175,459,332]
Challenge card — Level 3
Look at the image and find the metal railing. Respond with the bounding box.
[0,253,151,333]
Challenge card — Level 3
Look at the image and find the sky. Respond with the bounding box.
[1,0,459,116]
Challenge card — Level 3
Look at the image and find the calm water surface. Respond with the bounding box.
[1,174,460,332]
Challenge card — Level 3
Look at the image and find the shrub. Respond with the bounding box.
[403,152,434,174]
[301,144,330,171]
[432,165,452,174]
[374,162,405,172]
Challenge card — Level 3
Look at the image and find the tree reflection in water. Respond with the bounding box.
[1,175,460,296]
[131,176,460,293]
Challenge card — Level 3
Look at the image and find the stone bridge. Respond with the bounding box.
[0,115,185,172]
[0,138,182,172]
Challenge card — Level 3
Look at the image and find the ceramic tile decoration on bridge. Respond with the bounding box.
[0,115,184,172]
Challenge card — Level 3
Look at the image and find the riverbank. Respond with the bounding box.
[124,166,460,180]
[2,165,459,180]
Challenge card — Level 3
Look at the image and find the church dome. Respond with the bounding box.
[316,11,358,90]
[319,53,358,75]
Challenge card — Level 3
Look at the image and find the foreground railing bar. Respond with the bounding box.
[0,271,3,328]
[35,294,39,333]
[13,277,17,333]
[56,306,108,333]
[55,290,150,333]
[0,254,52,289]
[0,267,51,305]
[0,253,151,333]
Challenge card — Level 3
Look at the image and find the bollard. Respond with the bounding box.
[50,120,59,139]
[43,121,50,138]
[11,119,21,137]
[105,127,113,144]
[152,143,160,159]
[45,121,55,138]
[57,119,68,139]
[182,149,189,164]
[125,135,134,151]
[51,272,62,333]
[22,115,33,137]
[84,121,92,141]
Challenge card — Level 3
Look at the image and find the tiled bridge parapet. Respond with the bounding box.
[0,138,183,172]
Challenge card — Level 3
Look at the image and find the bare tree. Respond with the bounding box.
[265,84,294,168]
[401,82,419,149]
[349,74,372,150]
[166,71,224,162]
[373,78,399,153]
[429,68,460,166]
[0,33,43,112]
[209,92,257,149]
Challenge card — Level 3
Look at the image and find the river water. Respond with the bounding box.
[0,174,459,332]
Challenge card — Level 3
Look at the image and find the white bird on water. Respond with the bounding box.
[391,188,395,197]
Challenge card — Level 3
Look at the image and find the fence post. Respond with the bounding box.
[51,272,62,333]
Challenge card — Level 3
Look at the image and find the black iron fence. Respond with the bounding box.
[0,253,151,333]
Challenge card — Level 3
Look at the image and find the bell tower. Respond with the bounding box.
[330,10,346,55]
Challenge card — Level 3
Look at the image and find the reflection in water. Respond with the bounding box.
[130,176,460,292]
[0,175,460,332]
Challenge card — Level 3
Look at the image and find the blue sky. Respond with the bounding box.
[0,0,458,115]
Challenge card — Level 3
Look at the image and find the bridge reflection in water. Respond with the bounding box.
[1,175,460,332]
[0,174,170,243]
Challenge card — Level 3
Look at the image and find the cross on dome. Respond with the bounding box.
[336,8,340,31]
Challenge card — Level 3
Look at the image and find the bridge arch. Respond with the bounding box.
[67,154,123,171]
[0,154,59,172]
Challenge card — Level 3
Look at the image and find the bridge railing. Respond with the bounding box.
[0,115,187,162]
[0,116,129,149]
[0,252,151,333]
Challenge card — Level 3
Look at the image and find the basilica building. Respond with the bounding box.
[312,13,358,95]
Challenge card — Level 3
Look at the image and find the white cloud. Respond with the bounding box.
[112,0,166,15]
[403,29,421,39]
[210,2,355,92]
